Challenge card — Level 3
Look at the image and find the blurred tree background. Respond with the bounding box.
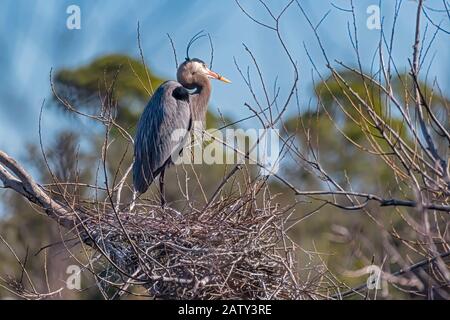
[0,53,448,299]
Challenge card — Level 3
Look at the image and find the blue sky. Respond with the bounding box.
[0,0,448,159]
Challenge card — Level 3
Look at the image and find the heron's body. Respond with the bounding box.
[132,56,230,205]
[133,81,192,194]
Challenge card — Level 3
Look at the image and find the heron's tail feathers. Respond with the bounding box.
[132,161,154,195]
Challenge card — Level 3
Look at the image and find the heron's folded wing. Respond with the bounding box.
[133,81,191,193]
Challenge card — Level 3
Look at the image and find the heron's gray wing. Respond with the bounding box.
[133,81,191,194]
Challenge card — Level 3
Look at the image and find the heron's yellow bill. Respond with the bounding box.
[207,69,232,84]
[217,74,232,83]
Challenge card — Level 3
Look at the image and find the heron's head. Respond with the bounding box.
[177,58,231,90]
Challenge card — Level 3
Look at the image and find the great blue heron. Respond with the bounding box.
[132,39,230,206]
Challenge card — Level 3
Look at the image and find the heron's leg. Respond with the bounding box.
[159,169,166,207]
[130,190,137,212]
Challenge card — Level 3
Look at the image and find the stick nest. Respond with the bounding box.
[79,191,304,299]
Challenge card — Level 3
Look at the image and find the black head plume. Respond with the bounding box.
[186,30,207,61]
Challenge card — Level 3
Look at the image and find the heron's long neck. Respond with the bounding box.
[190,80,211,124]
